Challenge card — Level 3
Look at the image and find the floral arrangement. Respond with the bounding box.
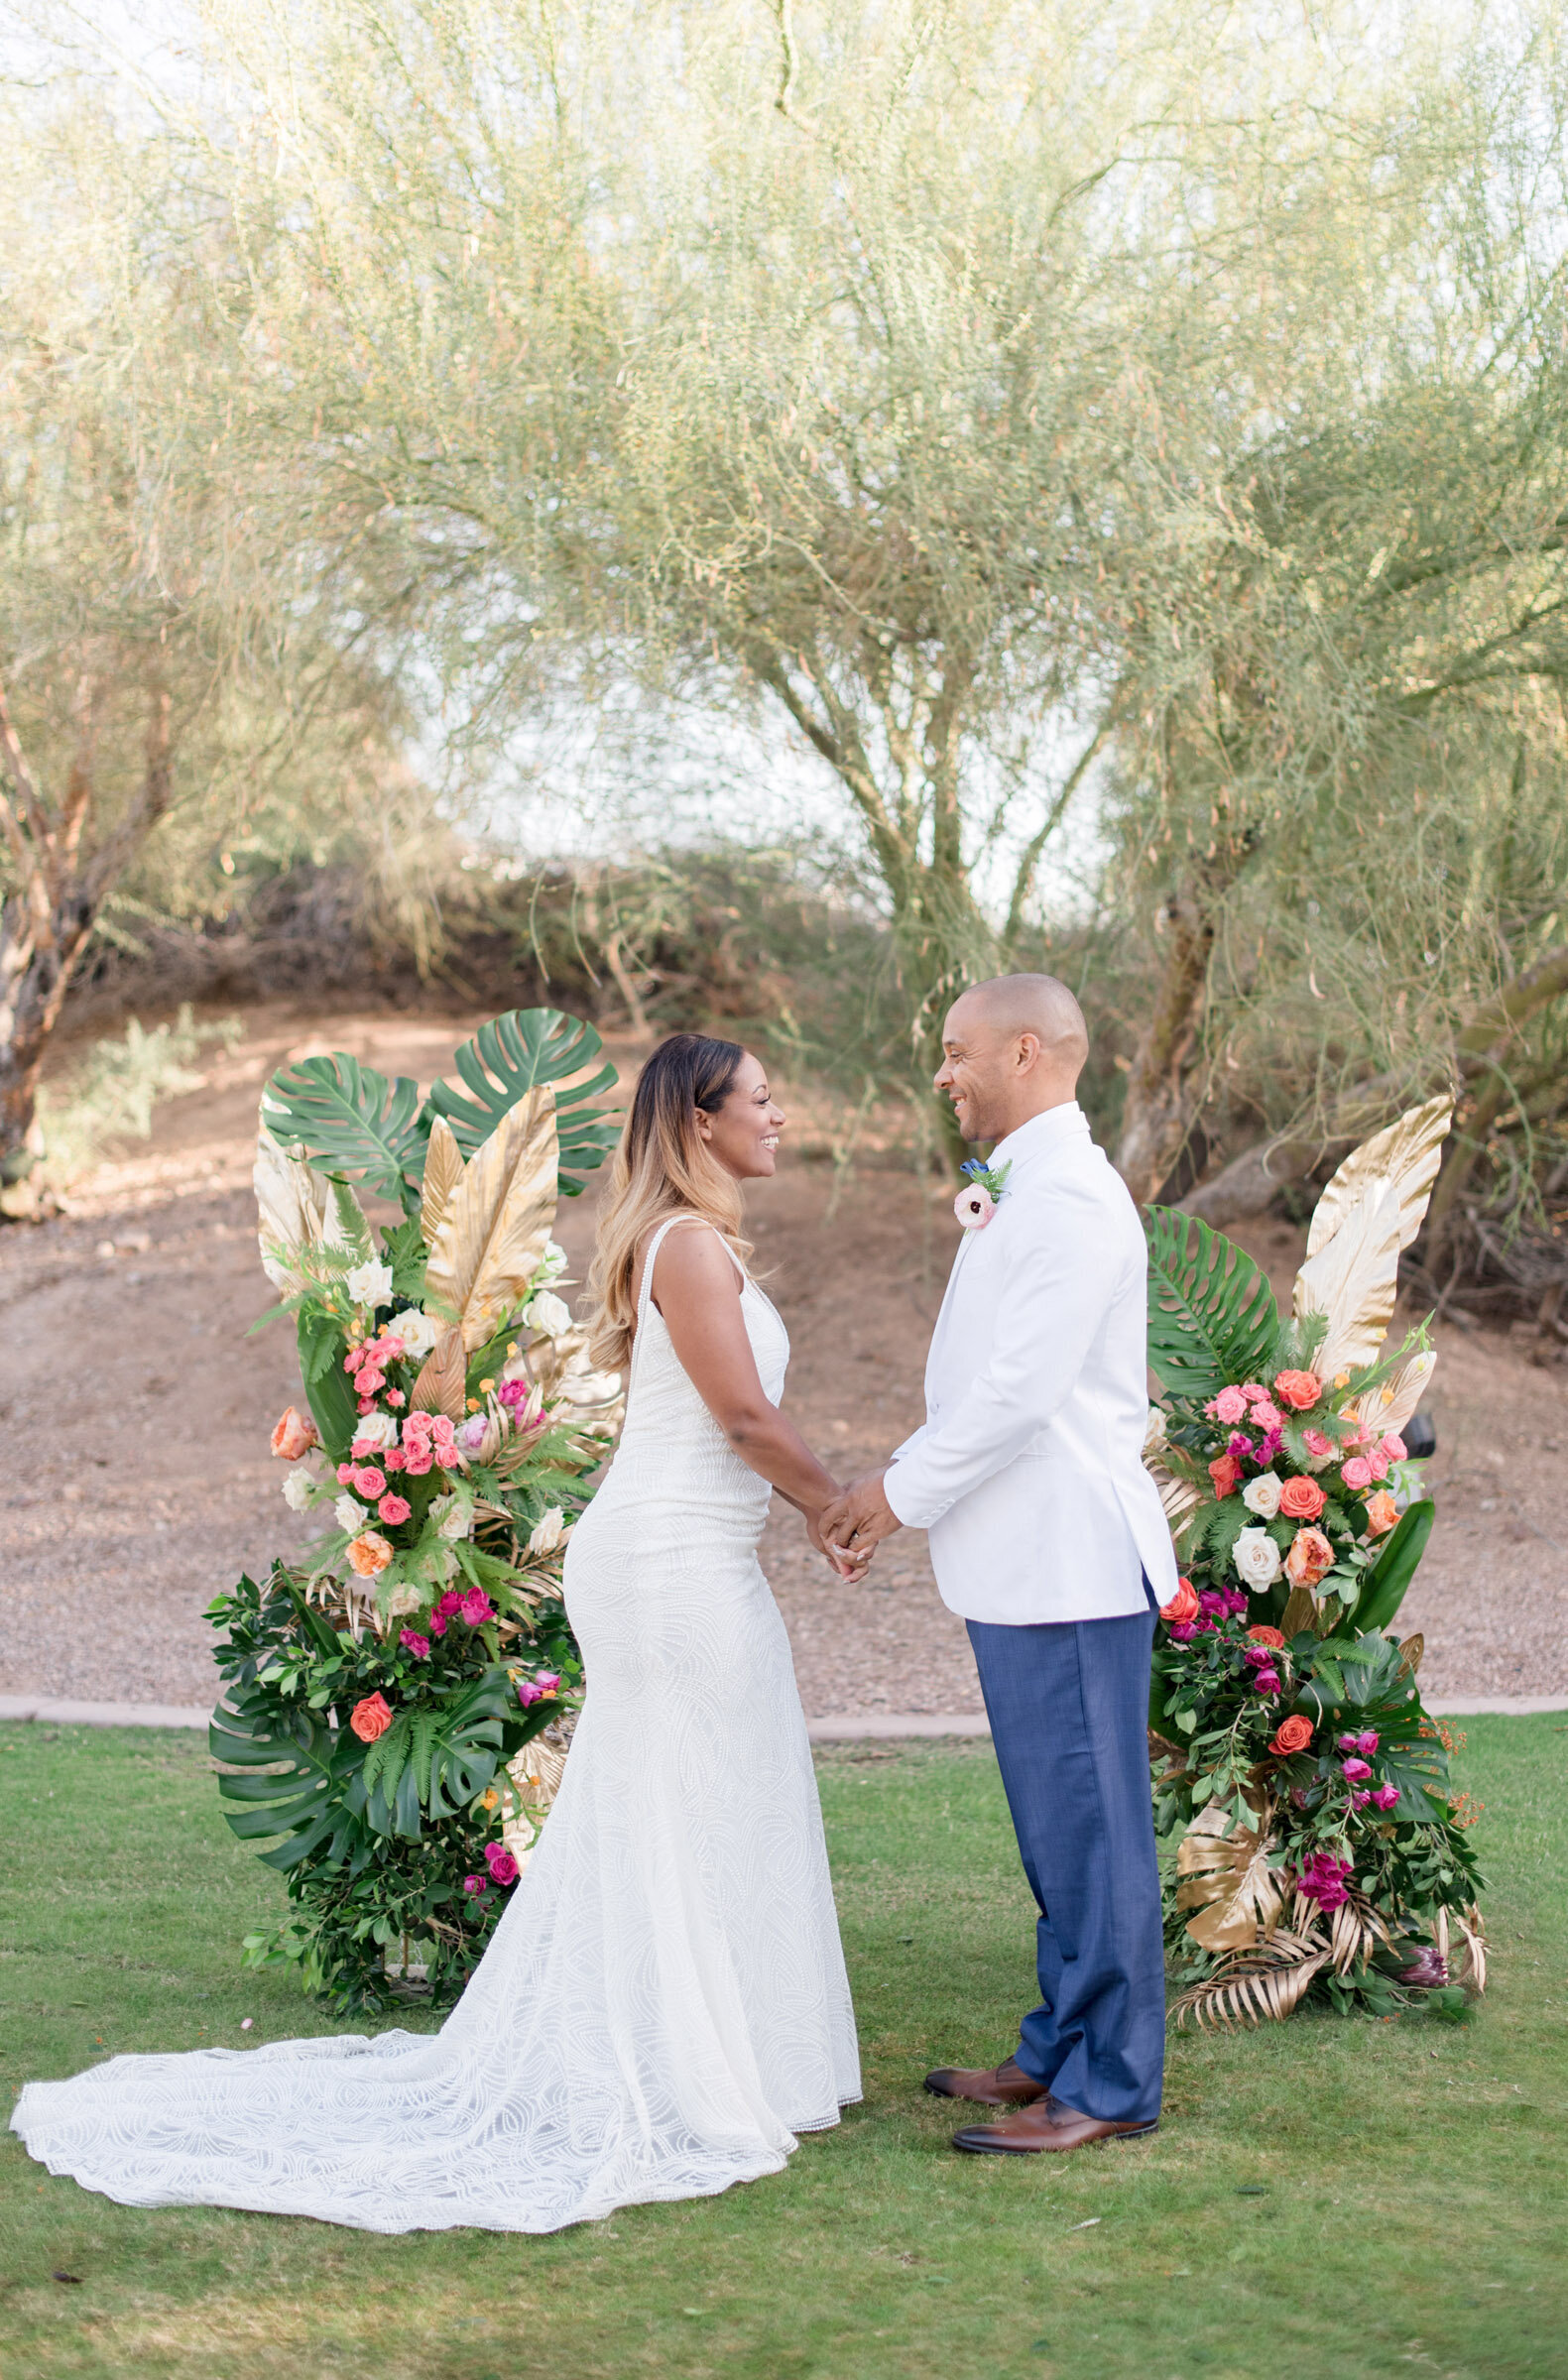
[1143,1097,1488,2027]
[207,1009,622,2011]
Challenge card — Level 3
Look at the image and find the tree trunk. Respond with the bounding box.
[0,892,94,1181]
[1113,887,1216,1202]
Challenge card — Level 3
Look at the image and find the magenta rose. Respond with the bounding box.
[1371,1784,1400,1811]
[484,1843,520,1887]
[1341,1756,1373,1782]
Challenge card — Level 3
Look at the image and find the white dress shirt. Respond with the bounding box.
[884,1100,1180,1625]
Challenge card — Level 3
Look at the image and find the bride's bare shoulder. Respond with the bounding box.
[633,1216,742,1316]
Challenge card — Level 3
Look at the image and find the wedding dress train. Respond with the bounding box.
[11,1216,860,2232]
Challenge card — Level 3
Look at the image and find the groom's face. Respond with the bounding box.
[933,998,1020,1144]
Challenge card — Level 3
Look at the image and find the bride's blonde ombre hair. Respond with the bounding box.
[586,1033,753,1369]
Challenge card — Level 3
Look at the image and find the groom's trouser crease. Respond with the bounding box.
[966,1596,1164,2129]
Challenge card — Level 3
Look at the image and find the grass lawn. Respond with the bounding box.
[0,1718,1563,2380]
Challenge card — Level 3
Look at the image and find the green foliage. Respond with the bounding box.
[1355,1500,1436,1633]
[425,1008,619,1194]
[1144,1207,1280,1399]
[34,1007,243,1186]
[263,1053,427,1213]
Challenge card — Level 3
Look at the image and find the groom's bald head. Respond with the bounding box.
[935,973,1089,1145]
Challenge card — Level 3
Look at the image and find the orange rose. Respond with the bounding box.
[1248,1624,1285,1649]
[1278,1475,1327,1522]
[1269,1714,1314,1756]
[1208,1453,1241,1499]
[270,1405,319,1462]
[1273,1370,1322,1412]
[1284,1526,1335,1590]
[1165,1577,1200,1626]
[1365,1489,1400,1537]
[346,1529,394,1578]
[349,1692,394,1742]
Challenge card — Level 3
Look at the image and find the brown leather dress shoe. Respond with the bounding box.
[951,2095,1158,2155]
[923,2055,1047,2107]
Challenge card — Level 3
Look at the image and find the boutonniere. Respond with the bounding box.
[953,1156,1012,1232]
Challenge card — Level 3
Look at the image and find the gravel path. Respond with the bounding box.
[2,1004,1564,1714]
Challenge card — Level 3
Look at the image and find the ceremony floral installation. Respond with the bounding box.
[1142,1097,1488,2028]
[206,1009,623,2011]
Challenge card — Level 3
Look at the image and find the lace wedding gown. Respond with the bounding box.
[11,1216,860,2232]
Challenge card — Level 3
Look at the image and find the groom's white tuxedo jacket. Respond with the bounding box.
[884,1100,1179,1627]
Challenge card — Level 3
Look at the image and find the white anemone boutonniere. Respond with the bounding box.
[954,1155,1012,1232]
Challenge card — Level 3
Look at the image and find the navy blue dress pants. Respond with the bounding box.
[966,1588,1164,2126]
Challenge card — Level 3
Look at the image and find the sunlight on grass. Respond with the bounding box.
[1,1722,1563,2379]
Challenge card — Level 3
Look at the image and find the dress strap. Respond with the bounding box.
[634,1215,746,1345]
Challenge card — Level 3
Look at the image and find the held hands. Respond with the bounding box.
[819,1468,903,1564]
[808,1503,872,1582]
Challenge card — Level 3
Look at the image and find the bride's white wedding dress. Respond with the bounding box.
[11,1216,860,2232]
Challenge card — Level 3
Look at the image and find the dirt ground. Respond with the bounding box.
[2,1003,1565,1716]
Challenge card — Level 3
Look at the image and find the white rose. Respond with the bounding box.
[385,1584,423,1618]
[335,1492,369,1533]
[528,1505,565,1556]
[282,1467,315,1512]
[538,1239,569,1283]
[346,1257,395,1310]
[431,1492,473,1542]
[390,1305,437,1360]
[352,1409,398,1451]
[1233,1526,1283,1590]
[524,1289,573,1339]
[1241,1471,1282,1519]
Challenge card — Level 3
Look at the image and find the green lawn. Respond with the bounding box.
[0,1719,1562,2380]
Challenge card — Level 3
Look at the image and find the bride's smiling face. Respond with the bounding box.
[697,1052,784,1180]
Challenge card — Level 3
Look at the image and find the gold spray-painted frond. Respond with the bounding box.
[410,1326,467,1421]
[1169,1926,1331,2030]
[424,1087,558,1351]
[1353,1344,1436,1442]
[420,1116,465,1250]
[1143,1406,1203,1542]
[1174,1801,1284,1953]
[1292,1095,1453,1379]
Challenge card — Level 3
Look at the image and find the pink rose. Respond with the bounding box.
[1371,1784,1400,1811]
[1341,1456,1375,1492]
[1365,1448,1390,1483]
[399,1628,430,1659]
[270,1406,318,1462]
[435,1590,464,1617]
[352,1467,386,1499]
[1302,1428,1334,1463]
[463,1873,486,1895]
[459,1589,494,1626]
[1341,1756,1373,1782]
[1207,1385,1250,1425]
[1238,1382,1267,1400]
[484,1843,520,1887]
[378,1493,412,1525]
[403,1447,434,1477]
[337,1463,355,1486]
[1248,1400,1283,1431]
[1380,1433,1407,1463]
[1252,1668,1281,1696]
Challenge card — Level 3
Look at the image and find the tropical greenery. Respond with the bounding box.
[207,1006,620,2010]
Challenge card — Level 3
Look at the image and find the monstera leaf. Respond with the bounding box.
[1145,1208,1280,1401]
[425,1009,618,1193]
[1297,1627,1449,1819]
[211,1688,373,1872]
[263,1053,427,1214]
[357,1667,543,1838]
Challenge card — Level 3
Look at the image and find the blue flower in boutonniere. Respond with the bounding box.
[953,1156,1012,1232]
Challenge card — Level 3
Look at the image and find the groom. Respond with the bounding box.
[821,973,1178,2156]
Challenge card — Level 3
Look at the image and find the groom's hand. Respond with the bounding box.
[808,1507,872,1580]
[821,1468,903,1556]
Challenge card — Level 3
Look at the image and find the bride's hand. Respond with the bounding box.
[808,1504,872,1581]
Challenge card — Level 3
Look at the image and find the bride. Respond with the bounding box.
[12,1033,864,2232]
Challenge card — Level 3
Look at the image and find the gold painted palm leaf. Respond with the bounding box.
[1168,1926,1331,2030]
[423,1087,558,1351]
[421,1116,466,1250]
[1143,1405,1202,1541]
[253,1100,368,1285]
[1292,1095,1453,1379]
[1174,1801,1285,1953]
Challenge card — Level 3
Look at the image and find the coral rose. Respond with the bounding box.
[270,1406,318,1462]
[349,1692,393,1742]
[1365,1489,1400,1537]
[1284,1526,1335,1590]
[1272,1369,1322,1412]
[1278,1475,1327,1522]
[1164,1577,1201,1627]
[346,1529,394,1578]
[1248,1624,1286,1649]
[1269,1714,1314,1756]
[1208,1453,1241,1499]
